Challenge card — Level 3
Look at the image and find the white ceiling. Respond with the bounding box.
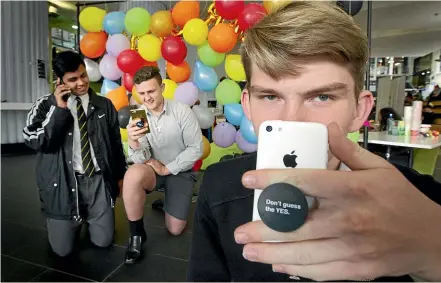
[353,1,441,57]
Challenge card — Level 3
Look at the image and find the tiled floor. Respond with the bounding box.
[2,151,441,282]
[1,153,193,282]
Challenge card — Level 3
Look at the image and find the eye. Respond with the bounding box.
[258,95,277,101]
[313,94,330,102]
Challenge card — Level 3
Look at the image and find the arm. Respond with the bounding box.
[23,95,72,152]
[166,107,203,175]
[187,190,231,281]
[107,101,128,180]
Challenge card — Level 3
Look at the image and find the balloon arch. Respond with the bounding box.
[78,0,362,169]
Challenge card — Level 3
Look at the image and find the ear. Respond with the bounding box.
[349,90,374,132]
[241,88,252,121]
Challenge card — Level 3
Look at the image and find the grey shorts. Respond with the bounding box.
[147,171,197,221]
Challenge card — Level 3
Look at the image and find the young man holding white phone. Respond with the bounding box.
[188,2,441,282]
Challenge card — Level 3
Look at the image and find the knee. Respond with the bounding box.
[91,233,113,248]
[166,222,187,236]
[124,165,144,184]
[50,242,74,257]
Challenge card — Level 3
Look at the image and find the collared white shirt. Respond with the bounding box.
[67,94,100,174]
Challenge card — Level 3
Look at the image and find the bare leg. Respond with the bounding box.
[122,164,156,221]
[165,213,187,236]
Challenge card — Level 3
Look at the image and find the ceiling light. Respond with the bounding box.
[72,25,78,29]
[394,63,400,66]
[422,72,426,75]
[427,71,431,74]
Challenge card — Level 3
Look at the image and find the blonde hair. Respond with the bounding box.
[241,1,368,94]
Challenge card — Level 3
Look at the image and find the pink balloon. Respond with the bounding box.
[99,54,123,81]
[174,82,199,106]
[106,34,130,57]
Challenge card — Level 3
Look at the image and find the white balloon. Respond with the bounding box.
[84,58,102,82]
[193,105,215,129]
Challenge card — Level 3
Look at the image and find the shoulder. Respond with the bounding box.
[395,165,441,205]
[200,153,257,208]
[168,100,193,116]
[32,93,53,107]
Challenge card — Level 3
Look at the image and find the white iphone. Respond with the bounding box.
[252,120,329,222]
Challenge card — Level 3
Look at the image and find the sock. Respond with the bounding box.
[129,218,146,239]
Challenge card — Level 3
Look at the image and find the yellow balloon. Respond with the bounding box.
[120,128,128,142]
[162,79,178,100]
[183,19,209,46]
[131,86,142,104]
[263,0,291,14]
[79,7,106,32]
[138,34,162,62]
[225,54,246,82]
[150,10,174,37]
[201,136,211,160]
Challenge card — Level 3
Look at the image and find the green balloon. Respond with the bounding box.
[215,79,241,105]
[124,7,151,36]
[197,43,226,67]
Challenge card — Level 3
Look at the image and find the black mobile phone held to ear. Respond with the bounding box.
[59,79,71,102]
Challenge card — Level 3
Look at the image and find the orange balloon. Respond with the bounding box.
[150,10,174,37]
[208,23,237,53]
[107,86,128,111]
[166,61,191,83]
[80,31,107,59]
[172,1,200,27]
[202,136,211,160]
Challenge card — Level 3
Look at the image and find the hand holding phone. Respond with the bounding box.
[54,78,71,108]
[253,121,328,234]
[127,109,150,143]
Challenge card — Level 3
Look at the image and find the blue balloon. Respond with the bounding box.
[224,103,244,126]
[193,61,218,92]
[103,12,126,35]
[240,115,258,144]
[101,79,120,95]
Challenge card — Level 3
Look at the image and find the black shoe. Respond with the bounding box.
[152,198,164,212]
[125,235,146,265]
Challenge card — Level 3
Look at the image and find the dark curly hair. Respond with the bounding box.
[133,66,162,86]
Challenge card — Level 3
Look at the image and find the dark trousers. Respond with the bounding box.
[46,173,114,257]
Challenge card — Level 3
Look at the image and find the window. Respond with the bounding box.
[51,28,77,51]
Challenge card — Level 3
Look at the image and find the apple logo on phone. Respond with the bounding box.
[283,151,298,168]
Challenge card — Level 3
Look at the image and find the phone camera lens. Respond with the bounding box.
[266,126,273,132]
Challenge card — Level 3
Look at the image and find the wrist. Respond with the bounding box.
[128,139,140,150]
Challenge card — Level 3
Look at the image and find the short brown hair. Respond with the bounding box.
[133,66,162,86]
[241,1,368,95]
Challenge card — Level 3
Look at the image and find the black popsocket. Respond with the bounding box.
[258,183,309,233]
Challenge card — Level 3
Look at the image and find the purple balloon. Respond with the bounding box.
[236,129,257,153]
[106,34,130,57]
[99,54,123,81]
[213,122,236,148]
[174,82,199,106]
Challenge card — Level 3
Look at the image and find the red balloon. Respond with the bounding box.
[143,60,158,68]
[215,0,245,20]
[117,50,144,74]
[237,3,267,31]
[122,73,134,91]
[161,36,187,65]
[192,159,203,172]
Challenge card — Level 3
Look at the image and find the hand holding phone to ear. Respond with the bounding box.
[54,78,71,108]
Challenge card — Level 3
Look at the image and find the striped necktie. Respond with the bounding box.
[76,97,95,176]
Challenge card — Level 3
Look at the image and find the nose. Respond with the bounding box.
[77,78,86,86]
[280,100,308,122]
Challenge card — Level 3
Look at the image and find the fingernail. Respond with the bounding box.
[243,249,257,261]
[272,265,284,273]
[289,276,301,280]
[242,174,256,186]
[235,232,248,244]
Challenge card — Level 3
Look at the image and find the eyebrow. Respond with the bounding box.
[250,82,349,97]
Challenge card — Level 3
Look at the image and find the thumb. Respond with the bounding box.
[328,123,392,170]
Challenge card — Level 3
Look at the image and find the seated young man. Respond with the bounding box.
[122,66,203,265]
[188,2,441,282]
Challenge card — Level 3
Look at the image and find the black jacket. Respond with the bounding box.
[23,90,127,221]
[188,153,441,282]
